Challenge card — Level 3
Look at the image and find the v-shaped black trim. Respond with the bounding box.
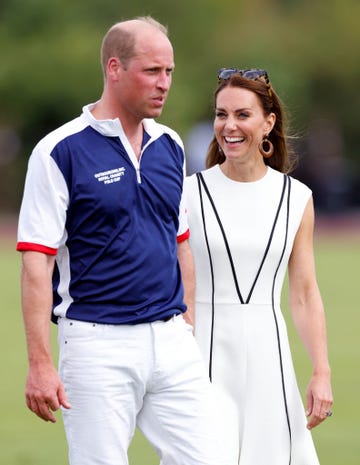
[197,172,288,304]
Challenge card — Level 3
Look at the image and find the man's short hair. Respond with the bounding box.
[100,16,168,76]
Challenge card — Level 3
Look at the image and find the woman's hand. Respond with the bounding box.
[305,371,333,429]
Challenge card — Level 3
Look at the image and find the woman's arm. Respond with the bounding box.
[288,197,333,429]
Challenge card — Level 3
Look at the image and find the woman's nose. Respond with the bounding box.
[224,117,237,130]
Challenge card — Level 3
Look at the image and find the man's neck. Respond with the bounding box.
[91,99,144,160]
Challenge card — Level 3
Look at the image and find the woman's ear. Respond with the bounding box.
[265,112,276,134]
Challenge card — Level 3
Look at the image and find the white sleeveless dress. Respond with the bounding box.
[185,165,320,465]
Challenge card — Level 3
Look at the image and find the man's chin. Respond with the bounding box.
[147,107,164,119]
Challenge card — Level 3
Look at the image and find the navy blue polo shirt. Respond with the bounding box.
[17,104,189,324]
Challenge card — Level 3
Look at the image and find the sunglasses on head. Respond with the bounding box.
[218,67,272,98]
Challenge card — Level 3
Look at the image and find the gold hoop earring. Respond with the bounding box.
[259,137,274,158]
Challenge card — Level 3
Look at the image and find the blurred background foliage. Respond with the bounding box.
[0,0,359,213]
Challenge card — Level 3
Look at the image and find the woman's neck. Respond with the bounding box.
[219,159,268,182]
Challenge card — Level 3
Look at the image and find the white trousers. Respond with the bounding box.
[58,315,232,465]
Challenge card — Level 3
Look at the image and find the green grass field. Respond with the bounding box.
[1,230,359,464]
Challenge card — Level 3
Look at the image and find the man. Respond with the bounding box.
[17,17,229,465]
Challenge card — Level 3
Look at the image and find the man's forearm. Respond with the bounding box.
[21,251,55,365]
[177,240,195,326]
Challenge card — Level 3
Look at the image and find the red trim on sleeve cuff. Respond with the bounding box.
[177,229,190,243]
[16,242,57,256]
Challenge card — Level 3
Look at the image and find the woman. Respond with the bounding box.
[185,68,333,464]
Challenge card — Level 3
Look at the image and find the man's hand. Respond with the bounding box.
[25,363,71,422]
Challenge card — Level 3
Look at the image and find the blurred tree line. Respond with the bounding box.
[0,0,359,213]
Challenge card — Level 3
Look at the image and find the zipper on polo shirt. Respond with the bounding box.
[136,167,142,184]
[135,145,147,184]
